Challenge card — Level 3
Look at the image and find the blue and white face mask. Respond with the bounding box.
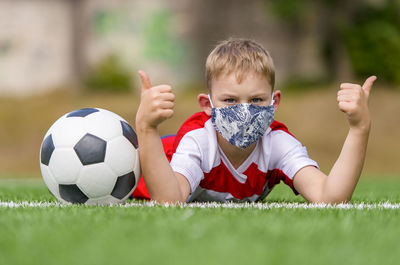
[209,95,275,149]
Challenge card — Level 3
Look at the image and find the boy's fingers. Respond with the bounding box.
[138,70,151,91]
[337,94,354,102]
[158,101,174,109]
[362,76,377,96]
[338,101,354,113]
[153,85,172,93]
[337,89,355,96]
[340,83,361,90]
[159,91,175,102]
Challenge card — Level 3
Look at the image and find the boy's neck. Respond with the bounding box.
[216,133,256,169]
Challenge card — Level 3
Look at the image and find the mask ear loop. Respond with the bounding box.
[208,94,215,108]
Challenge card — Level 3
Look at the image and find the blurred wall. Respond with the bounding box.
[79,0,333,89]
[0,0,195,96]
[0,0,75,96]
[0,0,370,96]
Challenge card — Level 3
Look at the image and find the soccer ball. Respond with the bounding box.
[39,108,140,205]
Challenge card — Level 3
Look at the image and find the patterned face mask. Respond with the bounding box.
[209,95,275,149]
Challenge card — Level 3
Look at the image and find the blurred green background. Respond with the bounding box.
[0,0,399,178]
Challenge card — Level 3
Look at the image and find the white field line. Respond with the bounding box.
[1,201,400,209]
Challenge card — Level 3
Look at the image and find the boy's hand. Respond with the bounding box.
[337,76,376,133]
[136,70,175,131]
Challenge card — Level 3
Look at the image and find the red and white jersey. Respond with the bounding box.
[168,112,318,202]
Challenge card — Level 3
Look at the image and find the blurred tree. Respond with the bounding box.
[343,0,400,85]
[71,0,88,84]
[85,54,132,93]
[142,10,187,65]
[266,0,400,86]
[266,0,358,81]
[189,0,235,79]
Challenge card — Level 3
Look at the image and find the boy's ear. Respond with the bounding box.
[273,90,281,112]
[198,93,212,116]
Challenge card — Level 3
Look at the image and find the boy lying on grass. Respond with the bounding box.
[132,38,376,204]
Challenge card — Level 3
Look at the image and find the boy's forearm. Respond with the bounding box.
[320,76,375,203]
[137,128,186,203]
[135,70,185,203]
[323,126,370,202]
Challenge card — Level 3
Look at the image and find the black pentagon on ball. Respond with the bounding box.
[59,184,89,204]
[41,134,55,166]
[74,133,107,165]
[67,108,99,118]
[111,171,136,199]
[120,121,138,149]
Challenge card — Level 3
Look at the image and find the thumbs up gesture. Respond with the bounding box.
[136,70,175,131]
[337,76,377,132]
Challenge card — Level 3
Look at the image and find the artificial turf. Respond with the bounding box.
[0,177,399,265]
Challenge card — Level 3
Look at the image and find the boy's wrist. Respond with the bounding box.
[136,122,159,135]
[348,112,371,136]
[349,121,371,136]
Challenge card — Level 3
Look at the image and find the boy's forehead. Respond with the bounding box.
[210,72,273,94]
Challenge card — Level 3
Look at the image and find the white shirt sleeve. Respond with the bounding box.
[270,131,319,179]
[170,133,204,193]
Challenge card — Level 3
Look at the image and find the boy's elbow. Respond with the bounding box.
[154,197,186,205]
[308,193,352,205]
[151,193,187,205]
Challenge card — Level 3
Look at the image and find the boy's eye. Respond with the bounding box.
[251,98,263,103]
[224,98,236,103]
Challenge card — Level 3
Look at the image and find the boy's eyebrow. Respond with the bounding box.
[218,92,238,97]
[218,91,270,98]
[248,92,268,97]
[248,91,270,98]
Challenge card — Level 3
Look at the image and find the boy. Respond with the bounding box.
[133,39,376,204]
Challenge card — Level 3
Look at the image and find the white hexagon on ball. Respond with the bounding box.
[77,164,117,198]
[105,136,135,176]
[83,110,124,141]
[48,117,88,148]
[48,148,82,184]
[40,164,60,198]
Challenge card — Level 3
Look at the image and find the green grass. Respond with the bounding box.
[1,177,400,265]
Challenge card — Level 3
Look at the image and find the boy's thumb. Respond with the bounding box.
[362,75,377,96]
[138,70,151,91]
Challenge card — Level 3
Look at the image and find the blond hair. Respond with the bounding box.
[206,38,275,91]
